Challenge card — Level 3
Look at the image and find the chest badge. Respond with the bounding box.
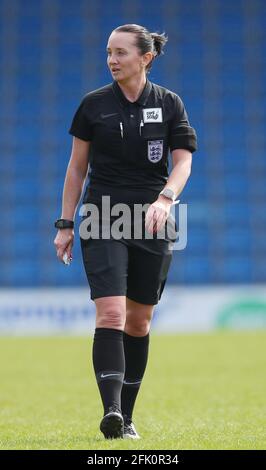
[148,140,163,163]
[143,108,162,123]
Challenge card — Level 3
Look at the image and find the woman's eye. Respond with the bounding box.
[107,51,126,57]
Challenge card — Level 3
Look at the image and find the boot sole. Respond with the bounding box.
[100,412,124,439]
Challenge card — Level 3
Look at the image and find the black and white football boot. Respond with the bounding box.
[100,405,124,439]
[123,414,140,439]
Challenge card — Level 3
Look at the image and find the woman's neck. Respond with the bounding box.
[117,74,147,103]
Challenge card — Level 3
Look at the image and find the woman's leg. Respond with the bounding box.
[121,240,172,435]
[121,298,155,425]
[93,295,126,411]
[80,236,129,436]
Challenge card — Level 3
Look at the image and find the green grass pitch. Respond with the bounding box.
[0,331,265,450]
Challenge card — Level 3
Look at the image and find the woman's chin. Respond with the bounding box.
[112,70,121,78]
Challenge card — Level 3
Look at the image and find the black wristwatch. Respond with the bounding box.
[54,219,74,229]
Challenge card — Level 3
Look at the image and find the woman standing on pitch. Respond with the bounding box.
[54,24,197,439]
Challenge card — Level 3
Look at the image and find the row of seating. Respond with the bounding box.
[0,0,265,286]
[2,255,265,286]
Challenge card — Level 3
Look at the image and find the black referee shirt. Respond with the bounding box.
[69,79,197,206]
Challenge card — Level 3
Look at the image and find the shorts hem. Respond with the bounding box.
[91,292,126,301]
[126,293,160,305]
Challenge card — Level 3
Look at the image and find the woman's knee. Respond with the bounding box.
[95,296,126,330]
[125,299,154,336]
[124,319,151,336]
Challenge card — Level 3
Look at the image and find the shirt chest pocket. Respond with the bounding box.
[95,113,124,158]
[141,122,168,140]
[97,113,121,138]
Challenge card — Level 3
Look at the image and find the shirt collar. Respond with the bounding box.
[112,79,152,107]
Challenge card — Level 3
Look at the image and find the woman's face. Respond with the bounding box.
[106,31,152,82]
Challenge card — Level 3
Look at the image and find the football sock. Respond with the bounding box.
[121,331,150,420]
[93,328,125,415]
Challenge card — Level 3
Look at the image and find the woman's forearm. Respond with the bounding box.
[60,166,87,220]
[165,159,191,198]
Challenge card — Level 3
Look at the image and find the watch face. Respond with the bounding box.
[163,189,175,200]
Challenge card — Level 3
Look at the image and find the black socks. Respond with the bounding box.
[92,328,150,420]
[93,328,125,415]
[121,331,150,420]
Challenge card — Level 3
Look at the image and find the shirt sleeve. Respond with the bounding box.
[169,94,197,153]
[68,97,93,141]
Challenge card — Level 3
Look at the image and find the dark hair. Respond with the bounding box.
[113,24,168,73]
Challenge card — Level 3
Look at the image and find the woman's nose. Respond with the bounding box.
[108,55,118,64]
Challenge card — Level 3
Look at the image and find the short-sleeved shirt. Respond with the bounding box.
[68,79,197,207]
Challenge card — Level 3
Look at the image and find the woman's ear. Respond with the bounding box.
[143,51,154,67]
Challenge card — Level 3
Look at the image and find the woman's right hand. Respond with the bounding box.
[54,229,74,264]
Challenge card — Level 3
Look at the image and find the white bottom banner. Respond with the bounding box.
[0,286,266,335]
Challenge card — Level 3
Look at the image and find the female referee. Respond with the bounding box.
[54,24,197,440]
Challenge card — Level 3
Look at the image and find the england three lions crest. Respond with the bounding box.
[148,140,163,163]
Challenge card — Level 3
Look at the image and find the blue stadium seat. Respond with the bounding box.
[215,256,253,283]
[184,256,211,283]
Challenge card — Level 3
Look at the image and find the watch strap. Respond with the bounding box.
[159,188,176,202]
[54,219,74,229]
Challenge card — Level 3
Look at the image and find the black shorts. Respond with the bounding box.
[80,236,174,305]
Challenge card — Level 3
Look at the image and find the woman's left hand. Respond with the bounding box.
[145,196,172,234]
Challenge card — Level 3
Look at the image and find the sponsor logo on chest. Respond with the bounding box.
[143,108,162,123]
